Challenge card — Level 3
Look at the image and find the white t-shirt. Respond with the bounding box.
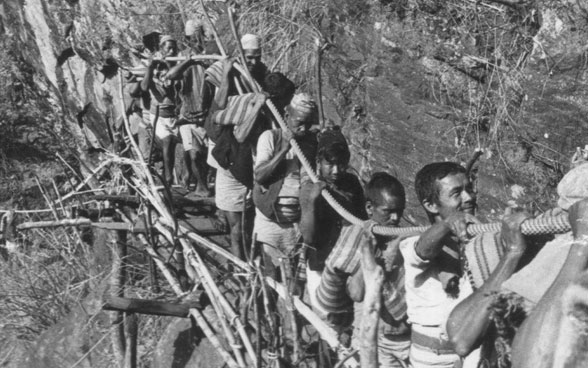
[255,129,300,200]
[399,235,474,328]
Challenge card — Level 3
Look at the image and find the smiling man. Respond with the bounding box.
[399,162,482,368]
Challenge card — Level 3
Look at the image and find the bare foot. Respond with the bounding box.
[194,185,212,198]
[182,175,194,190]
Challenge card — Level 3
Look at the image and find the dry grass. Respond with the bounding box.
[0,226,93,341]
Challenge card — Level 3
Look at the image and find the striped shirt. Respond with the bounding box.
[316,224,410,321]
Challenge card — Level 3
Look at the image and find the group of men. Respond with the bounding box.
[123,21,588,368]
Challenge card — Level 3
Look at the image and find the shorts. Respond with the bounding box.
[215,167,251,212]
[409,325,480,368]
[179,124,207,152]
[254,209,300,267]
[152,115,178,140]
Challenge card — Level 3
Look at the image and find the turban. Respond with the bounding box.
[159,35,176,46]
[557,162,588,210]
[289,93,316,116]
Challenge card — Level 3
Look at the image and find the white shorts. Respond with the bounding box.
[179,124,207,152]
[254,209,299,265]
[214,167,251,212]
[152,115,178,140]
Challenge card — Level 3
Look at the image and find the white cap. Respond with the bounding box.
[241,34,261,51]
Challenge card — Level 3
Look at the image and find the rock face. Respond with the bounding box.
[153,310,225,368]
[324,0,588,221]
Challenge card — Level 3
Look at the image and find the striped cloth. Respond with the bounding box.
[326,224,367,274]
[204,60,225,88]
[316,265,354,313]
[211,93,262,143]
[463,231,504,289]
[204,60,252,91]
[316,224,416,321]
[179,64,206,121]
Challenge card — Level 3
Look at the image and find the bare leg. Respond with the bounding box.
[182,150,194,189]
[162,136,176,186]
[193,149,211,197]
[225,210,244,260]
[185,149,211,196]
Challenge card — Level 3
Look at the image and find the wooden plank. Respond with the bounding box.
[102,295,202,317]
[94,194,142,205]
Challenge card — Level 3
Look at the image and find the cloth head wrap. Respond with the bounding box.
[289,93,317,116]
[241,34,261,55]
[557,162,588,210]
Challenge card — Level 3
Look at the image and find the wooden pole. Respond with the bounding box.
[184,247,256,365]
[124,313,138,368]
[315,39,326,129]
[109,226,127,368]
[199,0,227,57]
[188,251,248,368]
[103,295,201,317]
[279,258,300,362]
[154,221,256,365]
[226,5,260,93]
[359,236,384,368]
[189,308,240,368]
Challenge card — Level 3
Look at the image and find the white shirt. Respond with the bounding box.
[399,235,474,328]
[255,129,300,199]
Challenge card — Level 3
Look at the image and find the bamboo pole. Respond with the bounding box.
[118,210,240,368]
[253,257,279,363]
[34,176,59,220]
[154,221,256,365]
[264,277,340,348]
[184,246,256,365]
[164,218,359,364]
[109,226,126,368]
[226,5,258,93]
[124,313,138,368]
[359,237,383,368]
[17,218,92,230]
[315,38,326,129]
[103,295,201,317]
[279,258,300,362]
[185,247,247,368]
[189,308,240,368]
[16,219,143,232]
[199,0,227,57]
[116,210,185,295]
